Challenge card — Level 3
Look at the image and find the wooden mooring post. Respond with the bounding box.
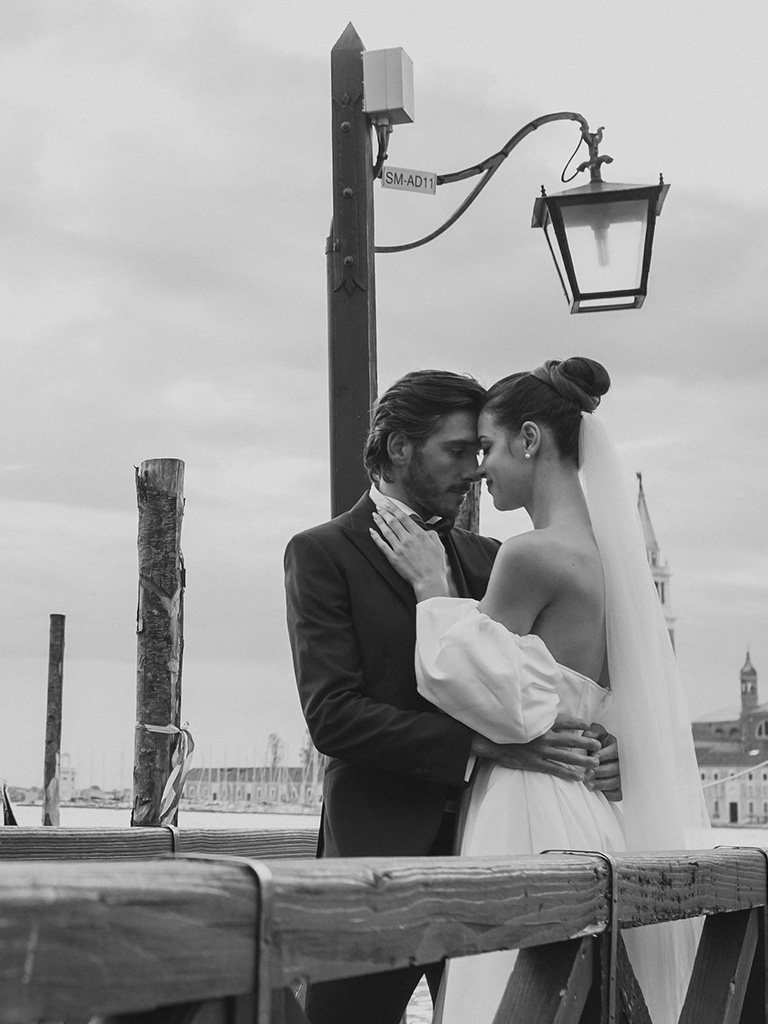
[132,459,185,827]
[42,613,65,826]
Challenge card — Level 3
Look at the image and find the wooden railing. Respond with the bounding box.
[1,837,766,1024]
[0,825,317,860]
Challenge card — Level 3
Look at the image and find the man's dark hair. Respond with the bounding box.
[363,369,487,483]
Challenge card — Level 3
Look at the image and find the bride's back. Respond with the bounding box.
[479,356,613,684]
[479,522,607,685]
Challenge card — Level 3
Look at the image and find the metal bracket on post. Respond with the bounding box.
[543,849,619,1024]
[162,823,181,853]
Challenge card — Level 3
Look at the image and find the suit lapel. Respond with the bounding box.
[340,495,496,607]
[341,495,417,610]
[440,532,470,598]
[451,529,497,599]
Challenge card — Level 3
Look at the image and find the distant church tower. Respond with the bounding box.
[741,650,758,714]
[637,472,676,647]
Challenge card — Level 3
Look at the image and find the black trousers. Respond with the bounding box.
[305,810,457,1024]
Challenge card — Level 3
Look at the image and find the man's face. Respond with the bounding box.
[398,410,481,521]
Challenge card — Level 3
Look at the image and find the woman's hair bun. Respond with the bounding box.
[531,357,610,412]
[560,357,611,407]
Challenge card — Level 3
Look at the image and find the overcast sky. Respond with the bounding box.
[2,0,766,789]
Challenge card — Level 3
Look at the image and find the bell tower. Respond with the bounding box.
[741,651,758,713]
[637,473,676,648]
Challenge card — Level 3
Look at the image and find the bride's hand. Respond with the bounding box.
[369,501,450,599]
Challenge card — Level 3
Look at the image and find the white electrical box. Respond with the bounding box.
[362,48,414,124]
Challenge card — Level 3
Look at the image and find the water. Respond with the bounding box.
[10,802,765,845]
[9,803,319,830]
[5,808,762,1024]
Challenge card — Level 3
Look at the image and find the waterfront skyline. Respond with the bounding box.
[2,1,767,790]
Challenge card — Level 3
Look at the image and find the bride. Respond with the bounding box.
[371,357,711,1024]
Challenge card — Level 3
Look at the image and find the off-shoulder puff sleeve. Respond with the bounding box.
[415,597,561,744]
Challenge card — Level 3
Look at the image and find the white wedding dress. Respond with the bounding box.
[414,414,711,1024]
[417,598,625,1024]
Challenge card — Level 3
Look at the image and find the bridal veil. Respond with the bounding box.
[579,412,712,1021]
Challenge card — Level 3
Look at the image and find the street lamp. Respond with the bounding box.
[532,127,669,312]
[326,24,669,515]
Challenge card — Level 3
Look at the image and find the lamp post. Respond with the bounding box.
[327,24,668,517]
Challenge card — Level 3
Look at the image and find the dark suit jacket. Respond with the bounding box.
[284,493,500,857]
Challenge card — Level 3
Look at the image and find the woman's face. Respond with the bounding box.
[478,411,528,510]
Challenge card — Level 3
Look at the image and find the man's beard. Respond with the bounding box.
[401,451,464,523]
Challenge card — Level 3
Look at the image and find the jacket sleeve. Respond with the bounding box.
[284,531,474,788]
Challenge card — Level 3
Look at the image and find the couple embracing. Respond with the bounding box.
[284,358,710,1024]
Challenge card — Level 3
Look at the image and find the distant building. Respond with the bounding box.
[637,476,768,826]
[182,765,323,809]
[694,653,768,825]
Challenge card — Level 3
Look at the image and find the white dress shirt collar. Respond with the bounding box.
[369,483,442,525]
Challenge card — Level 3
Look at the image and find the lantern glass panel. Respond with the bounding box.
[561,198,648,294]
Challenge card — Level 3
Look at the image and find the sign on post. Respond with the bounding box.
[381,166,437,195]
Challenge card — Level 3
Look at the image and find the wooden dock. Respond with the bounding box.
[0,829,766,1023]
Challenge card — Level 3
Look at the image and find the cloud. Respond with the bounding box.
[1,0,766,787]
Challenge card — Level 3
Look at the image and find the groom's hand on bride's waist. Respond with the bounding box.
[470,715,602,783]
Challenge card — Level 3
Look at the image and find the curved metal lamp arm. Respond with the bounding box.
[375,110,592,254]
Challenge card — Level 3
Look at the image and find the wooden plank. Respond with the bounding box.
[1,850,767,1022]
[616,934,652,1024]
[0,859,257,1022]
[615,849,768,927]
[738,906,768,1023]
[0,827,318,861]
[491,936,594,1024]
[0,827,170,860]
[178,829,317,859]
[265,854,609,987]
[679,908,759,1024]
[0,855,606,1020]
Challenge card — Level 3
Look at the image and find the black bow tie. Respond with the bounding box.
[412,515,453,536]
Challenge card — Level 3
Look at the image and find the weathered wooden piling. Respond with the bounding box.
[132,459,185,827]
[42,613,65,826]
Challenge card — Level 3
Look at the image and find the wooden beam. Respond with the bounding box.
[615,848,767,928]
[739,907,768,1023]
[679,908,759,1024]
[0,827,318,861]
[0,859,257,1021]
[491,936,594,1024]
[616,934,652,1024]
[2,849,768,1022]
[264,854,608,988]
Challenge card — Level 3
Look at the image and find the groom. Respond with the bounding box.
[284,369,619,1024]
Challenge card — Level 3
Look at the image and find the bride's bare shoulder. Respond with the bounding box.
[495,529,593,586]
[493,531,564,588]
